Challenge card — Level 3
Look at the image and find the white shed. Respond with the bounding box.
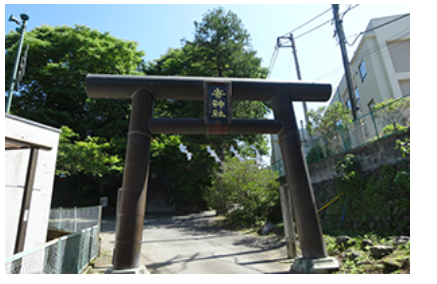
[4,114,60,258]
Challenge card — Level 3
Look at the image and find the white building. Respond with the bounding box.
[5,114,60,258]
[271,14,410,172]
[331,13,410,113]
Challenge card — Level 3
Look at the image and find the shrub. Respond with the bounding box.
[306,145,326,164]
[320,147,410,236]
[381,123,408,136]
[204,157,280,228]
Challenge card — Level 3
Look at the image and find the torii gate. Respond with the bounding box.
[86,74,339,274]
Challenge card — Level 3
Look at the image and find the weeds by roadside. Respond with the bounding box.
[324,234,410,274]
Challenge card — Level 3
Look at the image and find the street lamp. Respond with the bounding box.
[6,13,30,114]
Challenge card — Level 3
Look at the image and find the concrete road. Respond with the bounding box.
[100,210,294,274]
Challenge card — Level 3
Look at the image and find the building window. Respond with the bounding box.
[359,61,367,82]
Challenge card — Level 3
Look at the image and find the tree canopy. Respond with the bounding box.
[306,101,353,138]
[5,8,272,209]
[144,7,270,151]
[143,8,272,208]
[5,24,145,140]
[5,24,146,205]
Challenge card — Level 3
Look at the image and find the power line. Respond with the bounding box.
[269,5,361,77]
[353,28,410,63]
[347,13,410,46]
[294,18,332,40]
[294,4,360,40]
[267,47,279,78]
[341,4,360,20]
[282,7,332,36]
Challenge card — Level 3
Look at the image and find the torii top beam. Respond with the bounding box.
[85,74,331,102]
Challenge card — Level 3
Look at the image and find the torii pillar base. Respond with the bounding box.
[292,257,339,274]
[105,266,149,274]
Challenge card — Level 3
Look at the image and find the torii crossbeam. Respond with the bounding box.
[86,74,339,274]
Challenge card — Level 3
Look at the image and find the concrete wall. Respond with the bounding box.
[308,129,409,185]
[5,114,60,258]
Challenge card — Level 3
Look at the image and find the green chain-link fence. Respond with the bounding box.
[271,94,410,173]
[5,206,101,274]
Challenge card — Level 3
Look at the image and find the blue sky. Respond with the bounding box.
[4,3,410,126]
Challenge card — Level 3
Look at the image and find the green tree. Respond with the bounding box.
[5,24,145,140]
[306,101,352,158]
[5,25,146,204]
[144,7,270,152]
[373,96,410,135]
[205,156,280,227]
[56,126,123,196]
[306,101,352,137]
[143,8,271,209]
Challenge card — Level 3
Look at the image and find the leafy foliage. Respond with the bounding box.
[381,123,408,136]
[320,144,410,236]
[56,126,123,194]
[323,234,410,274]
[306,101,352,137]
[143,7,271,209]
[306,102,352,159]
[395,138,410,158]
[205,157,280,228]
[373,97,410,134]
[5,24,145,139]
[6,9,272,209]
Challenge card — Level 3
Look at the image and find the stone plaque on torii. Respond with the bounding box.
[86,74,339,273]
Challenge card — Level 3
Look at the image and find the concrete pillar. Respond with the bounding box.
[271,92,338,273]
[111,89,154,273]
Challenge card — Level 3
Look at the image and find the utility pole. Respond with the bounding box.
[277,33,311,140]
[332,4,358,120]
[6,13,30,114]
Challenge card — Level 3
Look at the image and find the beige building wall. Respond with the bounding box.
[333,14,410,113]
[270,14,410,170]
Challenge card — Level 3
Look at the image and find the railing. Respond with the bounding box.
[5,225,99,274]
[5,206,101,274]
[49,206,102,232]
[271,94,410,174]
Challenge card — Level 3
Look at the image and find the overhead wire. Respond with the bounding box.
[334,29,409,88]
[267,46,279,78]
[347,13,410,46]
[268,5,361,77]
[313,27,410,81]
[282,7,332,36]
[269,6,333,77]
[294,18,333,40]
[294,4,360,40]
[352,28,410,63]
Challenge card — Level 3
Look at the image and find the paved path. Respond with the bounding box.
[99,210,294,274]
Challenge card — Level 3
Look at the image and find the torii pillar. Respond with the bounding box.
[86,74,339,274]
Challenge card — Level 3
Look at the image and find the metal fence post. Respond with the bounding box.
[58,207,62,230]
[97,205,102,257]
[74,207,77,232]
[81,229,89,273]
[56,237,63,274]
[340,126,347,152]
[370,110,380,139]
